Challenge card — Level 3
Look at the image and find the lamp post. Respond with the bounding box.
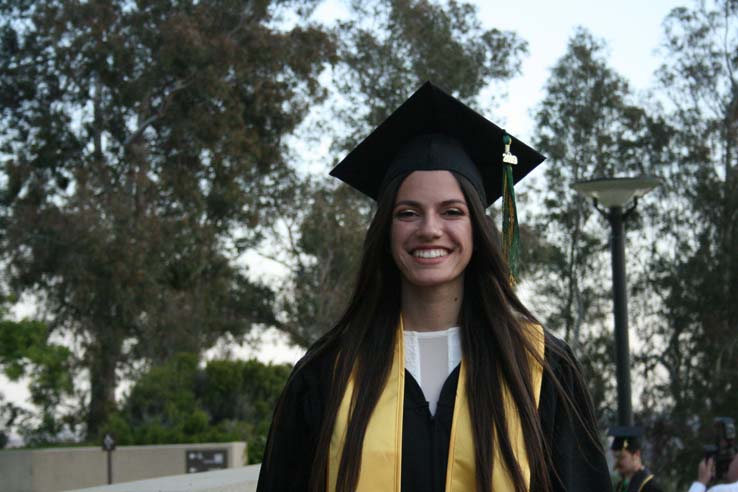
[571,176,661,426]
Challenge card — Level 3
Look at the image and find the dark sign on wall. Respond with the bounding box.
[185,449,229,473]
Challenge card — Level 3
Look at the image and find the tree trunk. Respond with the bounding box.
[86,332,122,439]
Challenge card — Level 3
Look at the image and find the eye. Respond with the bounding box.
[394,208,418,219]
[443,207,466,217]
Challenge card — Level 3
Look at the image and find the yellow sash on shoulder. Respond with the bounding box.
[328,317,545,492]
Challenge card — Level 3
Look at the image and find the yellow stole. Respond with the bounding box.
[328,318,545,492]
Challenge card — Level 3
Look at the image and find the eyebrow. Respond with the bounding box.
[394,199,468,208]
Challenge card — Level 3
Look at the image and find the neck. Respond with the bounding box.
[624,465,644,480]
[400,277,463,332]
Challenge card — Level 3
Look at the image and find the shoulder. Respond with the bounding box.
[542,329,573,354]
[707,482,738,492]
[537,330,594,415]
[637,470,663,492]
[268,340,340,431]
[286,341,339,393]
[542,330,579,374]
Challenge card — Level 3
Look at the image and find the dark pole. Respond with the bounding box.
[107,449,113,484]
[102,433,116,484]
[608,206,633,426]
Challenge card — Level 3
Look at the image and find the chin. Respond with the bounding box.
[404,273,462,289]
[410,280,452,288]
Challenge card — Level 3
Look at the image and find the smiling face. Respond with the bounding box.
[390,171,473,292]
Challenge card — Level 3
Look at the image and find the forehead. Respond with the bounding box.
[395,171,466,202]
[614,449,637,458]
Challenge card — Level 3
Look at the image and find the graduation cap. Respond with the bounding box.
[329,81,545,208]
[608,426,644,452]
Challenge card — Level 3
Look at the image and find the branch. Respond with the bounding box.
[253,250,295,272]
[123,78,192,148]
[228,12,249,38]
[721,2,737,96]
[281,214,308,274]
[270,319,312,349]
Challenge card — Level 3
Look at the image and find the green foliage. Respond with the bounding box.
[125,353,200,427]
[0,0,334,436]
[1,317,56,381]
[100,354,291,464]
[0,298,80,445]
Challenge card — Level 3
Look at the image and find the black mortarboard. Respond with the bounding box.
[329,81,545,207]
[608,426,644,451]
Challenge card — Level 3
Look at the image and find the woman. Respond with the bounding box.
[257,82,612,492]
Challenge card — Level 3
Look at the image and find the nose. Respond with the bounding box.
[417,212,442,239]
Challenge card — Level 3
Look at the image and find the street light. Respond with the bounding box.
[572,176,662,426]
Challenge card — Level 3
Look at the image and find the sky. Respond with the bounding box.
[477,0,682,138]
[1,0,689,432]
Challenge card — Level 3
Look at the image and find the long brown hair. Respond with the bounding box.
[267,171,601,492]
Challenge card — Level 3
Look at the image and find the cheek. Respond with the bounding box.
[456,222,474,256]
[389,223,406,261]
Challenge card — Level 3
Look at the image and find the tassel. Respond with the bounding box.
[501,134,519,284]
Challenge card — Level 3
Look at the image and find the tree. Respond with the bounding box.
[529,28,671,418]
[104,354,291,464]
[640,0,738,487]
[0,0,334,437]
[273,0,529,346]
[333,0,527,145]
[267,178,369,347]
[0,297,78,444]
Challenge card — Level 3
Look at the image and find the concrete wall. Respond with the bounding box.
[64,465,260,492]
[0,442,246,492]
[1,449,33,492]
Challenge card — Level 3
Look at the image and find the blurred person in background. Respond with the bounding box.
[689,453,738,492]
[609,426,664,492]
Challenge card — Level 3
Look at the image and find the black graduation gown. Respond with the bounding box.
[615,468,664,492]
[256,335,613,492]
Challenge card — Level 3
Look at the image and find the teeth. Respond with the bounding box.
[413,249,448,258]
